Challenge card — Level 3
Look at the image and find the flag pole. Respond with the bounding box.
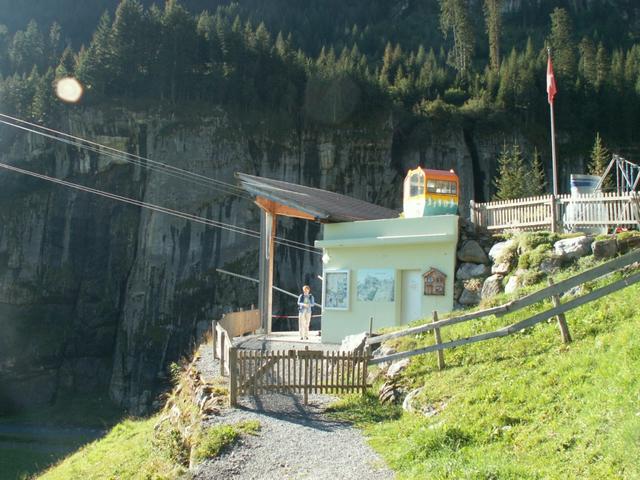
[548,48,558,197]
[550,97,558,196]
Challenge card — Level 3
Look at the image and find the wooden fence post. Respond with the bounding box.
[229,347,238,407]
[432,311,445,370]
[550,195,558,233]
[362,346,370,396]
[547,279,572,344]
[220,333,226,375]
[369,316,374,335]
[211,320,217,361]
[470,200,477,227]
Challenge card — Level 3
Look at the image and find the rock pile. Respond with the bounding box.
[453,225,640,307]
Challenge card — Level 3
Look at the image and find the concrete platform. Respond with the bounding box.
[232,331,340,352]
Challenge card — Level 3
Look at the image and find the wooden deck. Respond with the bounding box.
[232,331,339,351]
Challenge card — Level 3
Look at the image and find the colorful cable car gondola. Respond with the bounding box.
[403,167,459,217]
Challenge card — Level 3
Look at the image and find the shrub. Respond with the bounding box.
[192,425,239,461]
[518,244,553,270]
[516,232,559,252]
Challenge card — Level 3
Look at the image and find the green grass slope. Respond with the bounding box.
[331,268,640,479]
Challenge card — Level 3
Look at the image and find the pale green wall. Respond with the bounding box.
[316,216,459,344]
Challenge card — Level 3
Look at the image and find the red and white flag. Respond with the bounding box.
[547,55,557,105]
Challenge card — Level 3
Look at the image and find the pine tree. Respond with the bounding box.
[527,147,547,196]
[9,20,45,74]
[483,0,501,71]
[578,37,597,88]
[31,67,56,122]
[548,8,576,82]
[75,11,114,95]
[595,42,609,90]
[110,0,148,94]
[55,46,76,78]
[48,22,64,67]
[493,142,529,200]
[439,0,474,76]
[157,0,197,102]
[588,132,612,190]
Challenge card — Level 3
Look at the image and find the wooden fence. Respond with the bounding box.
[212,321,233,376]
[228,347,370,406]
[368,248,640,366]
[212,309,260,375]
[470,192,640,233]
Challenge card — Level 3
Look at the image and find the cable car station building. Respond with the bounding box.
[237,168,459,344]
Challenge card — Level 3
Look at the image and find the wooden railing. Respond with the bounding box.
[470,192,640,233]
[228,346,370,406]
[212,321,233,376]
[212,308,260,376]
[367,249,640,366]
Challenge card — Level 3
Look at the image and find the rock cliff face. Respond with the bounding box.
[0,105,534,414]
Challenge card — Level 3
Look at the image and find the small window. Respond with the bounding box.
[409,173,424,197]
[427,180,457,195]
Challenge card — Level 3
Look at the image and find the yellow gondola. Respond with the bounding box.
[403,167,459,217]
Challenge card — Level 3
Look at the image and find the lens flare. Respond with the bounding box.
[55,77,84,103]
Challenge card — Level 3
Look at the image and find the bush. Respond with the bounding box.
[192,425,239,461]
[518,244,553,270]
[516,232,559,252]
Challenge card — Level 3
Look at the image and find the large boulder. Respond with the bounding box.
[481,274,504,299]
[340,332,368,353]
[617,235,640,254]
[386,358,411,380]
[457,240,490,264]
[456,262,490,280]
[539,255,563,274]
[488,240,516,263]
[458,279,483,305]
[504,275,520,294]
[591,238,618,260]
[491,261,511,275]
[553,236,593,261]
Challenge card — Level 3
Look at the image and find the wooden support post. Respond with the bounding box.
[303,346,309,405]
[369,316,374,336]
[229,347,238,407]
[432,311,445,370]
[547,279,572,343]
[267,213,276,335]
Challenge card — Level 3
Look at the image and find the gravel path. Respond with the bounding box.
[193,343,394,480]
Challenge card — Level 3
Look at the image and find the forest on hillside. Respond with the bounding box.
[1,0,640,161]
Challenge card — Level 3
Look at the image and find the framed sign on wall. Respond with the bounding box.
[423,268,446,296]
[324,270,350,310]
[357,269,395,302]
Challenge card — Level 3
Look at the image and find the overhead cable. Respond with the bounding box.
[0,161,321,255]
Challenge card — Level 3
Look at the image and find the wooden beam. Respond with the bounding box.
[369,270,640,365]
[368,248,640,345]
[267,212,276,334]
[255,197,316,220]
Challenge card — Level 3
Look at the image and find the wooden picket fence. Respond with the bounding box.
[368,248,640,366]
[228,347,369,406]
[470,192,640,233]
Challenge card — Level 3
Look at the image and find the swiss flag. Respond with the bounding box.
[547,55,557,105]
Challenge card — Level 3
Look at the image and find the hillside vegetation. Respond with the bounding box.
[2,0,640,156]
[330,257,640,479]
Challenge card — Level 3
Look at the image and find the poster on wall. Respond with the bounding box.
[324,270,350,310]
[357,269,395,302]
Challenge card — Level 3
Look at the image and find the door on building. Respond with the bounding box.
[402,270,423,324]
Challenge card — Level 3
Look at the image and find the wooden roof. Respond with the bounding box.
[236,173,398,223]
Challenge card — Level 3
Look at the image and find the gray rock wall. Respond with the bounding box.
[0,106,549,413]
